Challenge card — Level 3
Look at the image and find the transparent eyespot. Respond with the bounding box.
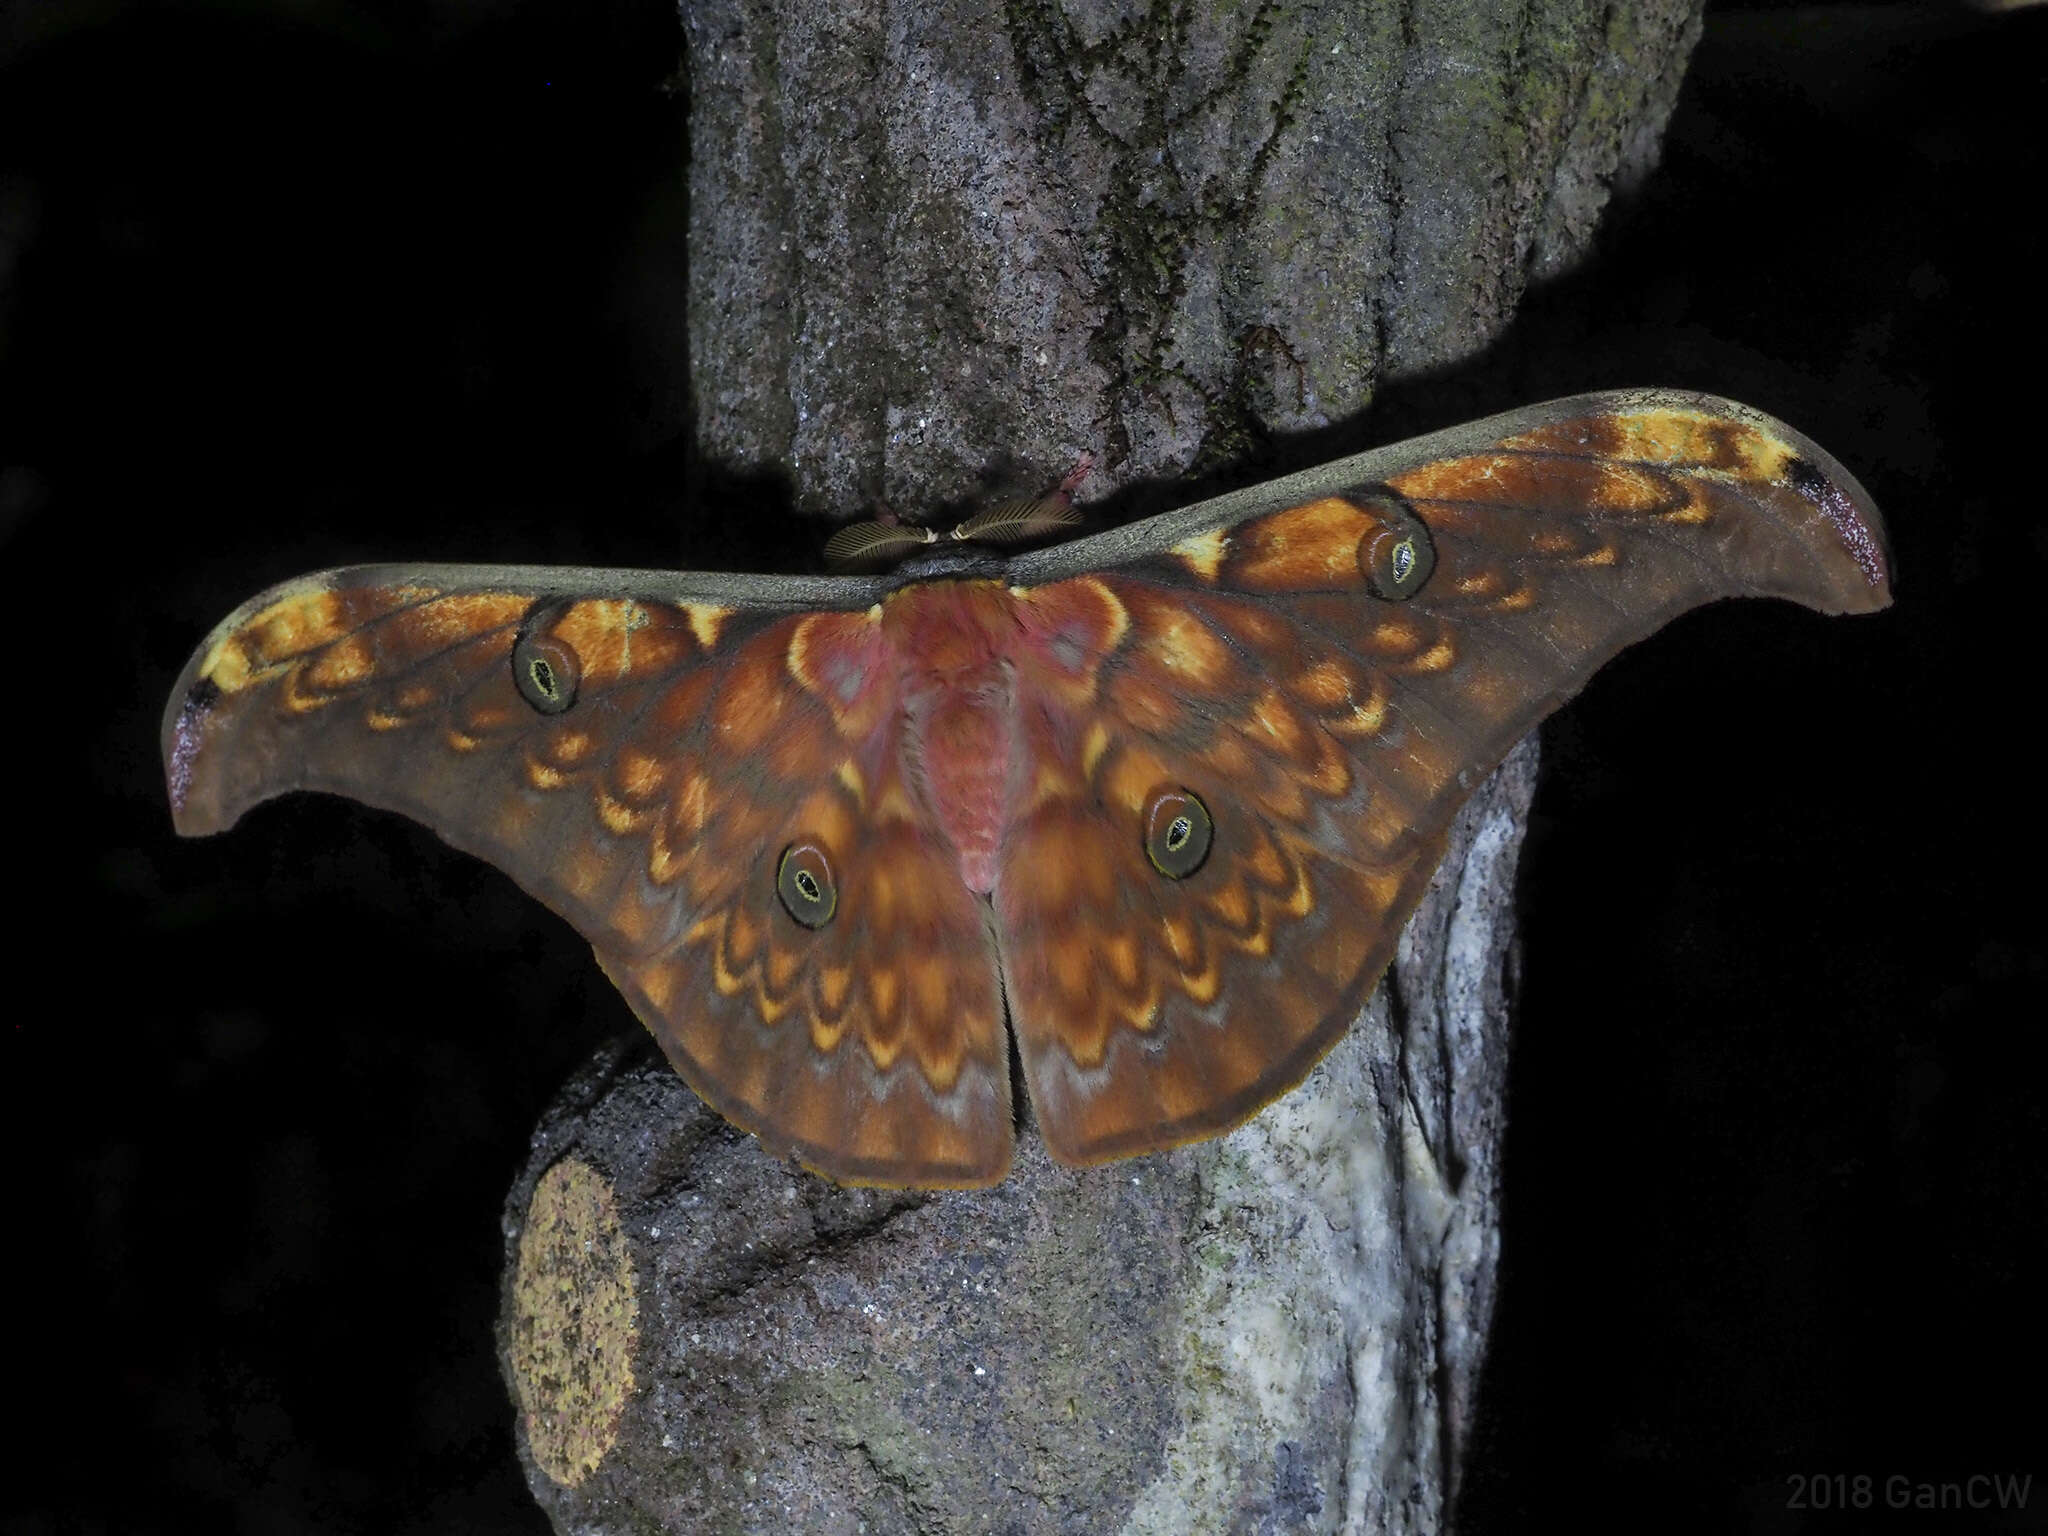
[776,842,838,928]
[1389,536,1416,585]
[512,626,582,715]
[1351,493,1437,601]
[1143,788,1214,879]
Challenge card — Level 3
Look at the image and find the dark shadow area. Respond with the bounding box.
[1453,8,2044,1534]
[0,2,688,1532]
[3,0,2038,1531]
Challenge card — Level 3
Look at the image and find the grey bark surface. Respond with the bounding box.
[683,0,1701,510]
[502,1,1703,1529]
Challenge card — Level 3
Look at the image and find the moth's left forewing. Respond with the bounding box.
[163,563,1016,1188]
[996,391,1890,1166]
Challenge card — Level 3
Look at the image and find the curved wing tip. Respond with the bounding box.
[1616,389,1892,611]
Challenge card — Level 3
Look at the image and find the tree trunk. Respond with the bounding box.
[499,1,1702,1530]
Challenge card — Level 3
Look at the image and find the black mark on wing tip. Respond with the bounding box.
[1784,454,1891,594]
[1784,455,1829,498]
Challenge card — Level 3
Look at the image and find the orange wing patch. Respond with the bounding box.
[1227,497,1377,590]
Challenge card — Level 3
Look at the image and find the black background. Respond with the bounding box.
[3,2,2041,1531]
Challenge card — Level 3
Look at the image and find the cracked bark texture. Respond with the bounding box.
[501,0,1702,1528]
[683,0,1701,508]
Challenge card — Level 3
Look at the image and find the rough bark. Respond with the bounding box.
[501,1,1702,1529]
[680,0,1701,509]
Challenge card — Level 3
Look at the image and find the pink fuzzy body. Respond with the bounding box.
[859,578,1112,899]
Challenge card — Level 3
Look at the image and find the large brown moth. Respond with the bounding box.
[162,391,1891,1188]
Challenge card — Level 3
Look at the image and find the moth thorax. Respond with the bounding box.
[892,546,1010,580]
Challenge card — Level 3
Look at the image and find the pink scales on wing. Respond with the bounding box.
[798,577,1123,898]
